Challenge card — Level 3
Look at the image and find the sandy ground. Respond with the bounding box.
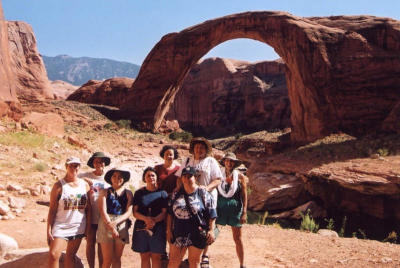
[1,200,400,268]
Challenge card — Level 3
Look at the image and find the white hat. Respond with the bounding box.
[65,156,81,165]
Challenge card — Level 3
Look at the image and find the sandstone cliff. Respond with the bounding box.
[166,57,290,137]
[7,21,53,100]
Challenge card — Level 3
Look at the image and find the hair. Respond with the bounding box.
[142,166,158,182]
[159,145,179,159]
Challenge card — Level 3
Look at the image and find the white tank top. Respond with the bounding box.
[52,178,88,238]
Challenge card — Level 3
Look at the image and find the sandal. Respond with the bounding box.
[200,255,210,268]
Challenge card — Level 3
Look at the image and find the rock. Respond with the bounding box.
[166,58,290,137]
[248,172,309,211]
[317,229,339,238]
[0,2,18,103]
[2,248,84,268]
[17,189,30,196]
[0,233,18,258]
[20,112,64,138]
[51,80,78,100]
[67,78,134,107]
[8,197,26,209]
[120,12,400,143]
[66,135,87,149]
[7,21,53,100]
[157,119,180,134]
[0,191,5,197]
[0,184,4,190]
[0,200,10,215]
[269,201,327,220]
[6,184,22,192]
[40,185,51,195]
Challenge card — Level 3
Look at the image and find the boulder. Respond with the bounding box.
[0,233,18,258]
[248,172,309,211]
[8,197,26,209]
[20,112,64,138]
[269,201,327,220]
[0,200,9,215]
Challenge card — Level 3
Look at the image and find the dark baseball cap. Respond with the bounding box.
[181,166,197,177]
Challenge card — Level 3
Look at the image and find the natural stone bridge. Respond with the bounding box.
[121,11,400,142]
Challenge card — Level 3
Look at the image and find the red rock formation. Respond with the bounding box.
[67,78,134,107]
[7,21,53,100]
[51,80,79,100]
[166,57,290,136]
[0,1,17,102]
[120,12,400,143]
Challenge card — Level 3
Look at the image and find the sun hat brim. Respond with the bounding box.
[105,168,130,185]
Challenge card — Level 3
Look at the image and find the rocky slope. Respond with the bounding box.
[50,80,78,100]
[42,55,140,86]
[166,57,290,137]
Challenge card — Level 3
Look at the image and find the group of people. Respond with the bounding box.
[47,137,248,268]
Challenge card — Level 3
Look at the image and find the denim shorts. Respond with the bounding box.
[131,223,166,254]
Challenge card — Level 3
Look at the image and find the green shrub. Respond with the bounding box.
[339,216,347,237]
[115,119,132,129]
[358,229,367,239]
[300,209,319,233]
[169,131,193,143]
[103,122,114,129]
[377,148,389,157]
[34,162,48,172]
[324,218,335,230]
[383,231,397,243]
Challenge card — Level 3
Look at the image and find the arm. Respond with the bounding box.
[98,189,119,237]
[47,182,61,246]
[133,205,155,229]
[239,173,248,224]
[84,182,92,236]
[205,178,221,192]
[206,217,217,244]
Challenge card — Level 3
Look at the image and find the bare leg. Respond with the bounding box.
[48,237,67,268]
[151,253,162,268]
[168,244,187,268]
[111,240,125,268]
[100,242,114,268]
[65,238,83,268]
[98,242,104,267]
[232,227,244,266]
[86,226,96,268]
[188,246,203,268]
[140,252,151,268]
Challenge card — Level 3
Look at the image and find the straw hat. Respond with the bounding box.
[220,152,241,168]
[189,137,212,155]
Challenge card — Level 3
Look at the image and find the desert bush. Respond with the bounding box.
[358,229,367,239]
[34,162,48,172]
[115,119,132,129]
[377,148,389,157]
[169,131,193,143]
[339,216,347,237]
[103,122,114,129]
[383,231,397,243]
[324,218,335,230]
[300,209,319,233]
[247,211,268,225]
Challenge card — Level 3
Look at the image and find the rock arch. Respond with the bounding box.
[121,11,400,142]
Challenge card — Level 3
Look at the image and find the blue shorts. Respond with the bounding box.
[131,223,166,254]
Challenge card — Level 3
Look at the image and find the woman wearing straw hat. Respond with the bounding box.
[79,152,111,268]
[217,152,248,268]
[47,156,91,268]
[175,137,222,268]
[98,167,133,268]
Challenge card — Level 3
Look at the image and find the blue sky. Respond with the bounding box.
[3,0,400,65]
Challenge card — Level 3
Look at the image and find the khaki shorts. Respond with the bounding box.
[97,214,130,244]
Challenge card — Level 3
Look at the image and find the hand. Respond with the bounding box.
[111,227,119,239]
[240,212,247,224]
[84,178,93,187]
[47,229,54,246]
[206,230,215,245]
[144,217,155,229]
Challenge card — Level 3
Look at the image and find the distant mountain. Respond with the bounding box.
[42,55,140,86]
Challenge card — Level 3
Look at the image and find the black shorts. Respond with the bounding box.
[59,234,85,241]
